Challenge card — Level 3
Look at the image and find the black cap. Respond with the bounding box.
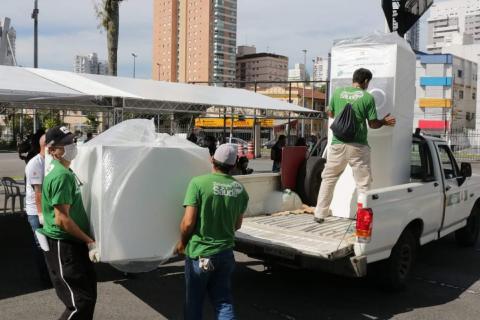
[45,126,74,146]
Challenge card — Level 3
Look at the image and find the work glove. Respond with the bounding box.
[87,242,100,263]
[38,214,44,226]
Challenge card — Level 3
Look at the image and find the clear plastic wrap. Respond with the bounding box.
[328,32,416,218]
[71,119,211,272]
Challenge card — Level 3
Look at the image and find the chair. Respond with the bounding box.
[1,177,26,214]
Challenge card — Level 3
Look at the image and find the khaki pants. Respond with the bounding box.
[314,143,371,219]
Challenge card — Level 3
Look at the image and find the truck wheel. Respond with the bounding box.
[455,209,480,247]
[379,229,418,291]
[295,157,326,206]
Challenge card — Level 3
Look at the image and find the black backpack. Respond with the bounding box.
[330,103,356,142]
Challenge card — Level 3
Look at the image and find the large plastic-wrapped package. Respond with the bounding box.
[71,119,211,272]
[327,33,415,218]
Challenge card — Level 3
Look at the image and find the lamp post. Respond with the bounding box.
[31,0,39,131]
[32,0,39,68]
[131,53,138,78]
[301,49,307,137]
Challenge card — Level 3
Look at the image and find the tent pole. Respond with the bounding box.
[229,107,234,142]
[287,112,291,146]
[223,107,227,142]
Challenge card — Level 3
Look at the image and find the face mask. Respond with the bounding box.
[62,143,78,162]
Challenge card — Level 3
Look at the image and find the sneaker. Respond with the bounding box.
[313,217,324,224]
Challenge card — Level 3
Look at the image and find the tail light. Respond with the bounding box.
[356,205,373,243]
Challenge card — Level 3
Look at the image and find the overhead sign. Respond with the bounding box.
[195,118,274,128]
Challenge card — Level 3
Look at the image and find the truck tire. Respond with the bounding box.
[455,208,480,247]
[379,229,418,291]
[295,157,326,206]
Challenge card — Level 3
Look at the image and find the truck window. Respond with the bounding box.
[410,142,434,181]
[437,145,459,180]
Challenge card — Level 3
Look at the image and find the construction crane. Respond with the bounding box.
[383,0,434,36]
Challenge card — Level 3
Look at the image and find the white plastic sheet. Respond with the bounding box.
[328,32,416,218]
[71,119,211,272]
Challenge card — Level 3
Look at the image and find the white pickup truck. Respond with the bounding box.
[234,133,480,289]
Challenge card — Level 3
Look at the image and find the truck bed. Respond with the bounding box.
[236,213,356,260]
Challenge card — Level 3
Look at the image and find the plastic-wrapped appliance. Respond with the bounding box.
[327,33,416,218]
[71,119,211,272]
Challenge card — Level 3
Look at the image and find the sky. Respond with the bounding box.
[1,0,433,79]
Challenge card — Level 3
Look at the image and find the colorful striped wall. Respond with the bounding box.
[418,98,452,108]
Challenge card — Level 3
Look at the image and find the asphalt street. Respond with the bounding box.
[1,152,479,320]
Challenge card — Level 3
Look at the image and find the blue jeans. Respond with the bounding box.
[272,161,281,172]
[27,215,51,284]
[184,249,236,320]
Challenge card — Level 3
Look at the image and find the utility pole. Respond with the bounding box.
[131,53,137,78]
[32,0,39,68]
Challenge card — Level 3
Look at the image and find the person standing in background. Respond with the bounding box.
[24,134,51,286]
[271,135,286,172]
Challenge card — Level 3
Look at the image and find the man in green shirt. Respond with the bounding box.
[313,68,396,223]
[38,126,98,320]
[177,143,249,320]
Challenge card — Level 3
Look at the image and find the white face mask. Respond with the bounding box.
[62,143,78,162]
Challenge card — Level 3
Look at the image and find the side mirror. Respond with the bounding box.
[461,162,472,178]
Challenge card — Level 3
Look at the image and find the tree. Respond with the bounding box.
[85,113,100,132]
[95,0,124,76]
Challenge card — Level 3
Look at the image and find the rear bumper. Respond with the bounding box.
[235,240,367,278]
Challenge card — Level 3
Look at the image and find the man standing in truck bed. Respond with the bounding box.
[313,68,396,223]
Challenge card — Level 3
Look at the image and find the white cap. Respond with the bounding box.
[213,143,238,166]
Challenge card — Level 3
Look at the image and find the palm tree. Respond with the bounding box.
[95,0,124,76]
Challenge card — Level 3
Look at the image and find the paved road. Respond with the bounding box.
[1,152,480,319]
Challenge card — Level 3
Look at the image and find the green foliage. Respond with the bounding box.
[43,117,61,129]
[4,113,34,139]
[85,113,100,132]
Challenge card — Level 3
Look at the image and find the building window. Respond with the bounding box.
[473,92,477,100]
[459,90,464,99]
[457,70,463,78]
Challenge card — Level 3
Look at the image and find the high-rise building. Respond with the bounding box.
[152,0,237,84]
[74,53,108,75]
[0,17,16,66]
[427,0,480,53]
[405,21,420,51]
[235,45,288,88]
[414,53,477,131]
[312,57,329,85]
[288,63,307,82]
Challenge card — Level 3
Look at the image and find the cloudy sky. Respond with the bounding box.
[2,0,432,79]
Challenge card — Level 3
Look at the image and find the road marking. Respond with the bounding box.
[414,276,480,296]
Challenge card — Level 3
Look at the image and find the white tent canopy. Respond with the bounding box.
[0,65,319,116]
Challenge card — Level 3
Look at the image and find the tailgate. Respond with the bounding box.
[236,213,356,260]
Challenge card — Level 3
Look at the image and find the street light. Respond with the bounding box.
[131,52,138,78]
[32,0,39,68]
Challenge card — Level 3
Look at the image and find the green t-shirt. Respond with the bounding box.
[38,160,91,241]
[329,86,378,145]
[183,172,249,259]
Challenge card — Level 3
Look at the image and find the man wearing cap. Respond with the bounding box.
[177,143,249,320]
[38,125,99,320]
